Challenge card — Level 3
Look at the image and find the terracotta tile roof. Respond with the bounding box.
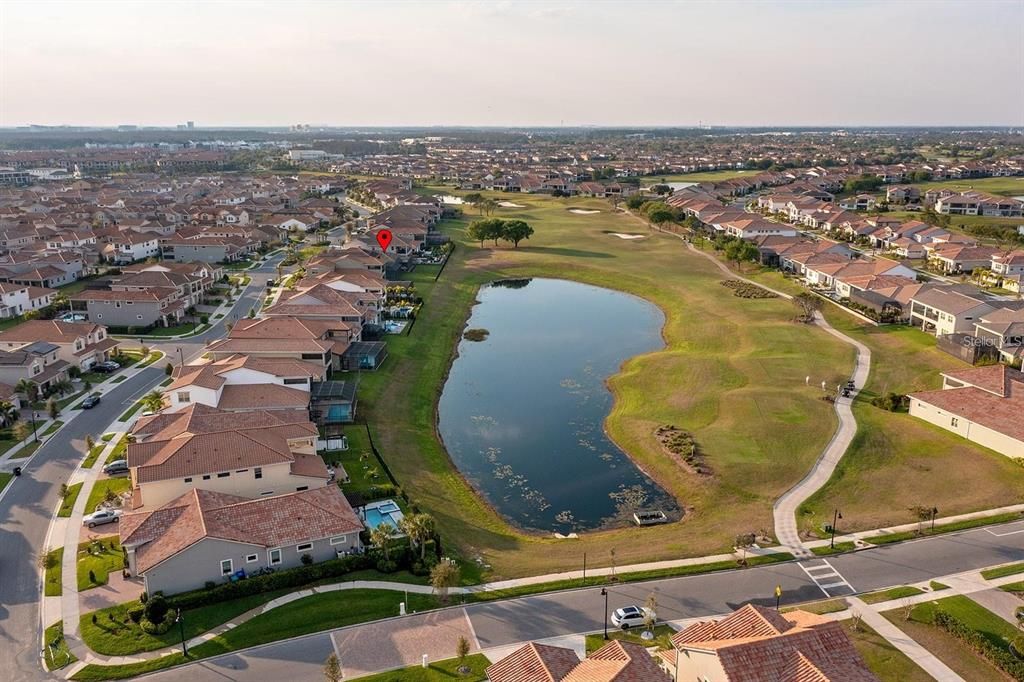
[486,642,582,682]
[120,486,363,574]
[0,319,102,345]
[127,405,322,484]
[671,606,878,682]
[168,354,323,391]
[217,383,309,410]
[563,640,670,681]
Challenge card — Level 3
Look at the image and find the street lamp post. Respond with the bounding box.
[830,509,843,549]
[176,610,188,657]
[177,347,183,367]
[600,588,609,640]
[30,410,38,443]
[930,507,939,531]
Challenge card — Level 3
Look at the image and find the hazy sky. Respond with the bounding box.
[2,0,1022,127]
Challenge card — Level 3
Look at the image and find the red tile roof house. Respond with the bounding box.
[660,604,878,681]
[165,354,324,413]
[120,485,363,596]
[487,639,670,682]
[126,405,330,511]
[0,319,119,371]
[909,365,1024,458]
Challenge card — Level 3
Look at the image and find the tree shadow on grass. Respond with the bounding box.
[521,246,615,259]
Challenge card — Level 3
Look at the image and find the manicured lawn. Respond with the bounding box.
[982,562,1024,580]
[471,553,793,602]
[117,400,144,422]
[862,512,1024,546]
[104,435,129,465]
[860,585,924,605]
[82,441,106,469]
[58,482,83,517]
[9,440,40,459]
[0,472,12,492]
[356,189,855,578]
[845,621,931,682]
[907,176,1024,198]
[930,581,950,591]
[192,589,437,657]
[640,169,757,185]
[784,598,848,615]
[81,588,294,656]
[83,477,130,514]
[798,304,1024,535]
[884,595,1020,681]
[43,621,77,671]
[77,538,125,591]
[44,546,63,597]
[354,655,490,682]
[810,541,856,556]
[585,624,674,653]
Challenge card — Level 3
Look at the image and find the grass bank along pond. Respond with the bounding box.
[438,277,679,533]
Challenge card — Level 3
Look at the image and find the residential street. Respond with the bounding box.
[0,255,282,682]
[140,519,1024,682]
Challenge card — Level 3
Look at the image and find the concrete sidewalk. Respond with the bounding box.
[848,596,965,682]
[677,238,871,559]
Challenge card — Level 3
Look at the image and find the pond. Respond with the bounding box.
[438,278,679,533]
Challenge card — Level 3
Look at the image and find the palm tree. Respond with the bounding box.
[0,400,18,428]
[370,523,395,562]
[408,514,435,561]
[140,391,164,413]
[15,379,38,404]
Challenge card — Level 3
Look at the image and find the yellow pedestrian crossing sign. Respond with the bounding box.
[775,585,782,597]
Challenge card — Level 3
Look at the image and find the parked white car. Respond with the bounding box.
[610,605,655,630]
[82,509,122,528]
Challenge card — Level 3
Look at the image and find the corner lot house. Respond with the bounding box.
[909,365,1024,458]
[0,320,118,371]
[120,486,363,595]
[660,604,878,681]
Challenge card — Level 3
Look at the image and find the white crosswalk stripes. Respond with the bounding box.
[799,559,855,596]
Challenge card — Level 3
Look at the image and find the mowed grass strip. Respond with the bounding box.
[357,189,855,579]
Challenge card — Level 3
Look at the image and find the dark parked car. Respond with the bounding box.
[81,395,101,409]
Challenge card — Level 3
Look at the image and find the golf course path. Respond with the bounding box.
[678,239,871,558]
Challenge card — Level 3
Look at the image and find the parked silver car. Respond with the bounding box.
[82,509,122,528]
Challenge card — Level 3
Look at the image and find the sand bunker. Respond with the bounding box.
[498,201,525,208]
[609,233,646,240]
[568,208,601,215]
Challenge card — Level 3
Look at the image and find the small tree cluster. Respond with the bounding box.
[467,218,535,248]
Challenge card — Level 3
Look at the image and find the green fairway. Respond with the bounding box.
[355,189,854,578]
[907,176,1024,197]
[640,169,757,185]
[799,307,1024,534]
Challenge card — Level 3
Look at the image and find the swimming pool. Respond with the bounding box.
[361,499,404,532]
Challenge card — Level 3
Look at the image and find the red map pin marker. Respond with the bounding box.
[375,229,393,252]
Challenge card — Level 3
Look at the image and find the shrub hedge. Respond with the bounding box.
[166,554,373,611]
[933,611,1024,679]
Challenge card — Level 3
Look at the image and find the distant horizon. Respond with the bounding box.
[2,0,1022,128]
[2,123,1022,132]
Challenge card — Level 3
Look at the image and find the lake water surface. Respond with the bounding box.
[438,278,678,533]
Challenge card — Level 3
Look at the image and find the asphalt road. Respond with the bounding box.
[0,254,283,682]
[142,519,1024,682]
